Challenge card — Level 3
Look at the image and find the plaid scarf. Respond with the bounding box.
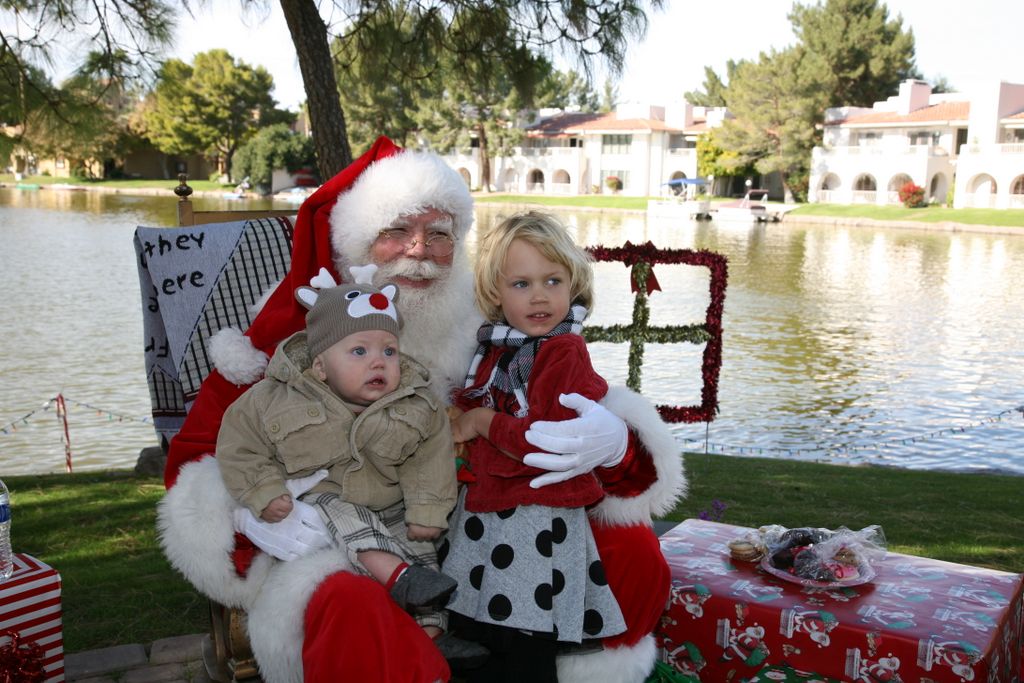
[463,303,588,417]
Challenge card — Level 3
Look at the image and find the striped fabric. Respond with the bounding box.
[180,216,294,399]
[0,554,64,681]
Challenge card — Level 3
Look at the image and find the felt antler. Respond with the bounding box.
[349,264,378,285]
[309,267,338,289]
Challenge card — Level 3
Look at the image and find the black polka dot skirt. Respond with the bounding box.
[441,490,626,643]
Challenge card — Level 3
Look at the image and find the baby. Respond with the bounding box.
[217,264,484,666]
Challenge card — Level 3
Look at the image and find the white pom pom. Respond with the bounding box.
[209,328,269,386]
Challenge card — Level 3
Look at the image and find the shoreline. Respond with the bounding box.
[0,181,245,199]
[4,182,1022,235]
[477,194,1023,235]
[781,211,1024,236]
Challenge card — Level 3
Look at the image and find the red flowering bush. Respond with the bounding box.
[898,181,926,208]
[605,175,623,192]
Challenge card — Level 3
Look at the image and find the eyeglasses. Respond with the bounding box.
[376,228,456,257]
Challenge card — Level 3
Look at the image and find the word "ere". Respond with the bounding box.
[158,271,205,295]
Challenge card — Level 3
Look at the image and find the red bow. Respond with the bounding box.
[628,244,662,294]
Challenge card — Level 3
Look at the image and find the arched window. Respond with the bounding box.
[855,175,877,191]
[888,174,912,191]
[527,169,545,193]
[502,168,518,192]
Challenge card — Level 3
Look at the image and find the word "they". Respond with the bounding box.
[139,231,206,268]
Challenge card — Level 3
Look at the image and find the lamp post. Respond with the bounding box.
[707,174,714,197]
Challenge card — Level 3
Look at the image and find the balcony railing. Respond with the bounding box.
[965,192,997,208]
[519,146,581,157]
[823,144,940,157]
[960,143,1024,155]
[852,190,877,204]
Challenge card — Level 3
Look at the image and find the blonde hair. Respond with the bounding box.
[474,211,594,323]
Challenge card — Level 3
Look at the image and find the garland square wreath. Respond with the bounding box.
[584,241,727,424]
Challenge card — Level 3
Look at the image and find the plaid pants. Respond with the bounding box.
[302,491,446,630]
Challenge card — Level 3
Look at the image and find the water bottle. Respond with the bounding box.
[0,478,12,581]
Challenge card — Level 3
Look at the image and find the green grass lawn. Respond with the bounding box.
[0,173,231,192]
[789,202,1024,228]
[7,456,1022,652]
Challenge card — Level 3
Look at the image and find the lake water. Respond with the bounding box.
[2,188,1023,476]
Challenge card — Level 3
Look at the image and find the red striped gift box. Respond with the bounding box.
[0,553,64,682]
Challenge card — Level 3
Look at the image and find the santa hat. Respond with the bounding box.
[329,149,475,270]
[209,136,472,386]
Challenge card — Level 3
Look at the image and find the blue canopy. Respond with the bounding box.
[663,178,708,186]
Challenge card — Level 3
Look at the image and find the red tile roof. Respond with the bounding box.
[526,111,684,135]
[835,101,970,126]
[526,112,605,136]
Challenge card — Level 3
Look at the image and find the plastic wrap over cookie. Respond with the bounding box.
[758,524,886,588]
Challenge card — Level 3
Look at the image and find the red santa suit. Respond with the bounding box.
[157,137,686,683]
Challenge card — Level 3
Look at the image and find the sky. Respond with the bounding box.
[163,0,1024,111]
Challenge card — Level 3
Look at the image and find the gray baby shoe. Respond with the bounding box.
[389,564,458,610]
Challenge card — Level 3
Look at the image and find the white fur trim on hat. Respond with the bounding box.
[558,634,658,683]
[589,386,687,526]
[209,327,269,386]
[329,150,474,267]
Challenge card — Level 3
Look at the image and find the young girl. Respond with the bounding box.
[444,211,626,681]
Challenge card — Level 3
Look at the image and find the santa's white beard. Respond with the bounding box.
[345,253,482,402]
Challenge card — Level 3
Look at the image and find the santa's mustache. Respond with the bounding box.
[375,258,446,283]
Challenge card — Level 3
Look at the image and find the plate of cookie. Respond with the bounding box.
[758,525,883,589]
[727,525,885,589]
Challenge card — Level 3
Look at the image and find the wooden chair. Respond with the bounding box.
[174,174,296,227]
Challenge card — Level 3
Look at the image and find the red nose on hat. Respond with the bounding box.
[369,293,389,310]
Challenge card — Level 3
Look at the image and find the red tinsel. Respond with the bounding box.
[587,241,728,424]
[0,630,46,683]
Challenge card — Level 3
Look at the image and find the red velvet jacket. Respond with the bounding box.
[456,334,610,513]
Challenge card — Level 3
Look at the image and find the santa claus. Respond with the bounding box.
[158,136,686,683]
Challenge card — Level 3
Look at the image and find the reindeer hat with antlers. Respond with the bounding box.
[296,264,403,360]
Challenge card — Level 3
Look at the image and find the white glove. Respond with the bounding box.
[232,470,332,561]
[523,393,628,489]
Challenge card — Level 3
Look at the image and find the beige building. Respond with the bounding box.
[810,79,1024,209]
[443,103,728,197]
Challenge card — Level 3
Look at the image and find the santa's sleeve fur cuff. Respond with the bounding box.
[209,327,269,386]
[591,386,687,526]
